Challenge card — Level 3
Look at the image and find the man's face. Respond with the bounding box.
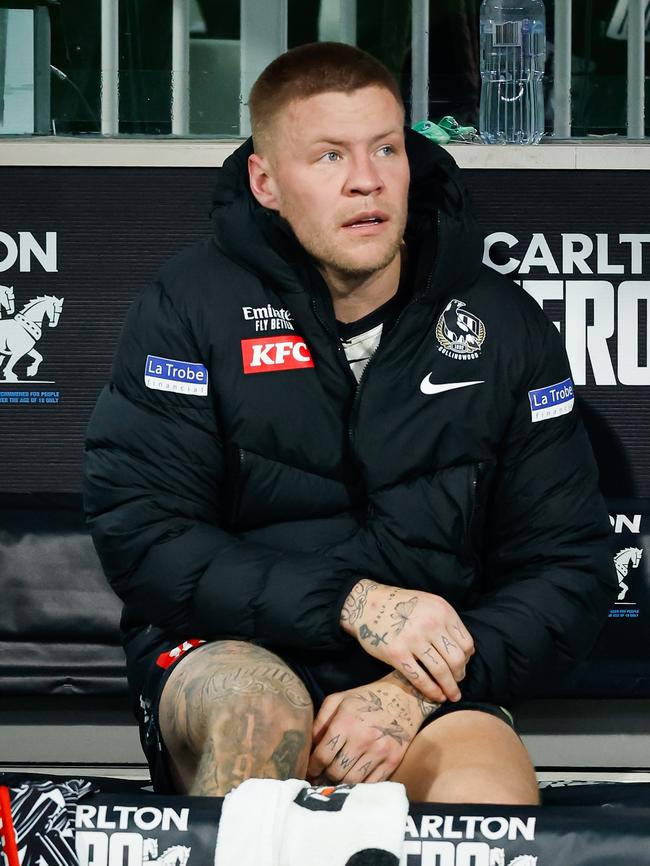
[252,86,410,280]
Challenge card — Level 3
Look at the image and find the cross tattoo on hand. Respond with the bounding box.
[359,624,388,646]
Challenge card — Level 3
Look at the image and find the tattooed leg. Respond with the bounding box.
[158,641,313,796]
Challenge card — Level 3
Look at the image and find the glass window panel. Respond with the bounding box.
[570,0,634,138]
[0,9,34,134]
[0,0,646,139]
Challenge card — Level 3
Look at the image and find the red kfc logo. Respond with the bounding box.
[241,336,314,374]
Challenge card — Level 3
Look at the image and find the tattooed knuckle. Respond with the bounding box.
[401,660,421,682]
[357,760,373,778]
[375,741,391,760]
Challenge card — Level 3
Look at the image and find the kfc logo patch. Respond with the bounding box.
[241,335,314,374]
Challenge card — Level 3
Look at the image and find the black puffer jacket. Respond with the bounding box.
[84,131,616,704]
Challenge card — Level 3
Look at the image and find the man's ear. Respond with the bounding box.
[248,153,281,211]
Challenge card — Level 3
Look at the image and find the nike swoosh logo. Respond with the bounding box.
[420,375,484,395]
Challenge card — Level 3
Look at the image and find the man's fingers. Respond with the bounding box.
[397,656,447,703]
[365,763,391,784]
[341,755,375,784]
[323,747,361,783]
[448,619,475,658]
[312,692,345,745]
[308,728,346,778]
[432,630,471,681]
[416,644,461,701]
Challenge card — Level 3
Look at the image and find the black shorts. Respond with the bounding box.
[135,638,515,794]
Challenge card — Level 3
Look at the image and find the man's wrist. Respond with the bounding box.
[339,578,380,637]
[382,669,441,721]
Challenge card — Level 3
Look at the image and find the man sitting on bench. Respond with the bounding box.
[84,42,616,803]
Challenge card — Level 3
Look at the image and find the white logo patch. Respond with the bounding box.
[242,304,294,332]
[144,354,208,396]
[436,299,486,360]
[420,376,484,395]
[528,377,574,422]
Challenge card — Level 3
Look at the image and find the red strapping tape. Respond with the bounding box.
[0,786,20,866]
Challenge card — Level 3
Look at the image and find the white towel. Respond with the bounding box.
[214,779,408,866]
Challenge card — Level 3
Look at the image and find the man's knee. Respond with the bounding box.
[429,765,540,805]
[159,640,313,758]
[392,709,539,805]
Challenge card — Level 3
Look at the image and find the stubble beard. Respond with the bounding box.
[298,218,406,282]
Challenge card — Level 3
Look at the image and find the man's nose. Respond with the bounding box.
[345,156,384,196]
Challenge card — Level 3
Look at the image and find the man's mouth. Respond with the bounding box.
[342,211,389,229]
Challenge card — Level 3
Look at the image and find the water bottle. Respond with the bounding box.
[479,0,546,144]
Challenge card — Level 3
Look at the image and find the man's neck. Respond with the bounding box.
[320,252,402,324]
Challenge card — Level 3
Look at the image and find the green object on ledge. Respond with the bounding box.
[412,116,480,144]
[411,119,450,144]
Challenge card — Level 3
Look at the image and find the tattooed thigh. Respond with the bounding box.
[158,640,314,759]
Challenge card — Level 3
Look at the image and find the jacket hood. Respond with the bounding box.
[210,128,484,300]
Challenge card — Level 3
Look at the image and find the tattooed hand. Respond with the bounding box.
[307,673,434,785]
[340,580,475,703]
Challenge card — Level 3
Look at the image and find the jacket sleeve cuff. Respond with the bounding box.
[253,560,363,651]
[330,573,366,647]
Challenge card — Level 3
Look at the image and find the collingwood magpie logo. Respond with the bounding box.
[0,286,64,382]
[436,299,486,360]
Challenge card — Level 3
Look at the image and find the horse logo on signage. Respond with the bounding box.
[0,293,64,381]
[614,547,644,601]
[143,841,191,866]
[489,853,538,866]
[0,285,15,317]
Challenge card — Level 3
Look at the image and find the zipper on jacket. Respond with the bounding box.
[422,210,443,299]
[346,295,416,457]
[469,462,485,576]
[310,296,358,385]
[346,208,443,454]
[323,210,444,458]
[228,447,247,525]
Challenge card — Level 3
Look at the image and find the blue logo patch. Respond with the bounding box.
[144,354,208,396]
[528,377,574,423]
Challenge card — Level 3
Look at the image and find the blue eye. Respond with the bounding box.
[378,145,394,156]
[322,151,340,162]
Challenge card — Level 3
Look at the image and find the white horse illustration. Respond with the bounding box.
[614,547,644,601]
[0,285,14,317]
[145,845,191,866]
[489,851,537,866]
[0,294,64,381]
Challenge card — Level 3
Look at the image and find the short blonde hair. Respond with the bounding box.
[249,42,404,153]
